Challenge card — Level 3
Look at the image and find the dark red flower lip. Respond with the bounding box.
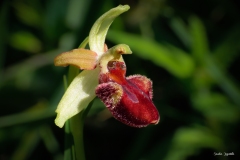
[96,61,160,127]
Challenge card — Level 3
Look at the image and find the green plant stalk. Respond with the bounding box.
[63,37,91,160]
[70,110,85,160]
[64,120,74,160]
[70,99,94,160]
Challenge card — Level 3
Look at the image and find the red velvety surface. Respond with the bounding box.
[96,61,159,127]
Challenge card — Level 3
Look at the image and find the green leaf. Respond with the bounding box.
[11,129,40,160]
[107,30,195,78]
[169,17,192,48]
[10,31,42,53]
[205,56,240,106]
[39,125,62,159]
[164,126,223,160]
[65,0,92,29]
[13,2,42,27]
[189,16,209,64]
[0,101,54,128]
[212,24,240,69]
[192,93,239,123]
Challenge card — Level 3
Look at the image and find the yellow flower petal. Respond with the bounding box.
[54,48,97,70]
[55,68,99,128]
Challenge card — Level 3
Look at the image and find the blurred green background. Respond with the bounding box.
[0,0,240,160]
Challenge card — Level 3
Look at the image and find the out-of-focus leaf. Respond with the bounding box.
[170,17,192,48]
[11,129,40,160]
[107,30,195,78]
[10,31,42,53]
[189,16,209,64]
[192,93,240,123]
[205,56,240,107]
[12,2,42,27]
[1,48,64,88]
[39,125,63,160]
[164,126,223,160]
[0,101,55,128]
[65,0,92,29]
[212,25,240,69]
[44,0,68,40]
[192,67,214,90]
[175,127,222,148]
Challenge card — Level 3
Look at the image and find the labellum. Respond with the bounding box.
[96,60,160,127]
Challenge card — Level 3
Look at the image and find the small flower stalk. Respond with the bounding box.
[54,5,159,128]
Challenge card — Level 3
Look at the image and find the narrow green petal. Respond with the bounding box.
[55,68,99,128]
[89,5,130,54]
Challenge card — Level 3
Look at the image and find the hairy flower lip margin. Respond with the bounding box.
[96,60,160,128]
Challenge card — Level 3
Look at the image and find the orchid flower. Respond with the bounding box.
[54,5,159,128]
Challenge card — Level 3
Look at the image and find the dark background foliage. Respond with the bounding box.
[0,0,240,160]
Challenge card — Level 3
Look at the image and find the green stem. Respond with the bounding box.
[68,65,79,85]
[70,111,85,160]
[64,120,74,160]
[64,37,91,160]
[69,100,94,160]
[78,37,89,49]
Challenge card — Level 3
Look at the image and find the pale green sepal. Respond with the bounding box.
[55,68,99,128]
[89,5,130,54]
